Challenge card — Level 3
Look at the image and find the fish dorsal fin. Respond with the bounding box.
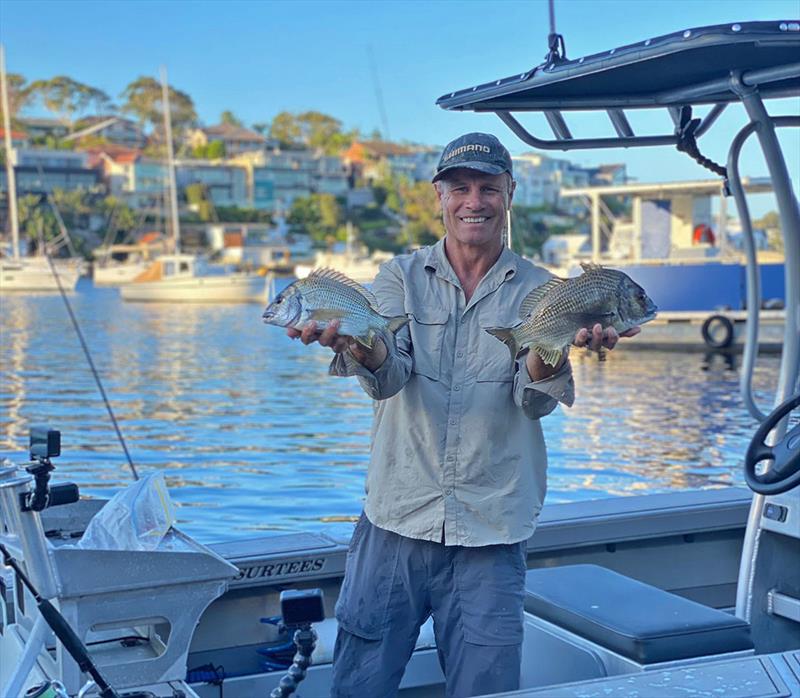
[519,277,564,318]
[308,267,378,307]
[580,262,605,274]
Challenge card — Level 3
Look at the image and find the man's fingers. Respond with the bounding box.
[318,320,341,347]
[603,326,619,350]
[286,327,301,339]
[300,321,320,345]
[573,327,589,347]
[589,323,604,351]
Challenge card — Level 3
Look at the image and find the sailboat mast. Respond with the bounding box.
[160,66,181,253]
[0,45,20,261]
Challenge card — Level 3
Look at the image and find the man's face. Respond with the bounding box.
[435,169,514,249]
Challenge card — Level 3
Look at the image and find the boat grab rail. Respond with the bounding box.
[727,116,800,423]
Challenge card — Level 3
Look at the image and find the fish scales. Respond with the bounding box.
[485,263,657,366]
[262,268,409,352]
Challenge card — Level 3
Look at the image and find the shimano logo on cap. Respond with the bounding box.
[444,144,492,161]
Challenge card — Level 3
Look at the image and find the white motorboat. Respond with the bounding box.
[119,253,268,303]
[1,18,799,698]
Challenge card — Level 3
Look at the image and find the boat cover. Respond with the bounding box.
[524,564,753,664]
[437,21,800,111]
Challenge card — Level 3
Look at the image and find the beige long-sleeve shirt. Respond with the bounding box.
[331,239,575,546]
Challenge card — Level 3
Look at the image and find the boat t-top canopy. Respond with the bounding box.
[437,21,800,152]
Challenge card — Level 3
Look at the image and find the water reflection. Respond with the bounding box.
[0,280,778,543]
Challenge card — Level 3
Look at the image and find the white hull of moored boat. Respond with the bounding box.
[120,273,269,303]
[92,261,152,286]
[0,259,81,293]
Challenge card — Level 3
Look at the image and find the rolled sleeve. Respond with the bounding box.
[328,343,412,400]
[514,354,575,419]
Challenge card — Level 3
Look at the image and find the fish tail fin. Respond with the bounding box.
[387,315,410,334]
[485,327,519,362]
[534,345,565,367]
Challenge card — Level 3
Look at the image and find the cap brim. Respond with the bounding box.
[431,162,508,183]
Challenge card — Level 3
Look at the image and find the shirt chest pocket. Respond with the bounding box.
[409,305,450,381]
[478,310,518,383]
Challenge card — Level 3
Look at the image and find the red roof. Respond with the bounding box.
[0,128,28,140]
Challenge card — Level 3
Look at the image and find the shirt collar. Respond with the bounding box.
[423,237,518,287]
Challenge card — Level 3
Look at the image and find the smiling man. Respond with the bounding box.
[289,132,637,697]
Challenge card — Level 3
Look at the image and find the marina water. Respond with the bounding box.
[0,278,782,544]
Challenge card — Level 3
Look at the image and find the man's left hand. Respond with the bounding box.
[573,324,641,352]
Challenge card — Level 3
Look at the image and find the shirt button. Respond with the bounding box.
[446,454,455,461]
[454,386,460,392]
[445,488,452,496]
[522,400,529,407]
[449,419,456,426]
[457,351,463,358]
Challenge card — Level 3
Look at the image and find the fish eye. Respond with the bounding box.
[275,295,283,304]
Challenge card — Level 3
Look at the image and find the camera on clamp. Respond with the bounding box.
[30,426,61,461]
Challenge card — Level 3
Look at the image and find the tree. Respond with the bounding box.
[0,73,35,126]
[27,76,111,129]
[399,180,442,246]
[252,122,269,135]
[220,110,242,127]
[119,76,197,135]
[269,111,301,147]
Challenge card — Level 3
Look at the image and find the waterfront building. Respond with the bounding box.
[175,159,249,209]
[64,116,146,149]
[187,123,268,156]
[0,128,29,149]
[88,146,167,209]
[16,117,69,141]
[0,148,101,195]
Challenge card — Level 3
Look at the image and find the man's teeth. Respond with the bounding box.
[462,217,488,223]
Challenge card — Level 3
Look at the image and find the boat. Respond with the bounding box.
[91,231,168,287]
[547,177,787,351]
[1,16,799,698]
[294,222,393,283]
[118,68,268,304]
[119,252,269,303]
[0,47,82,294]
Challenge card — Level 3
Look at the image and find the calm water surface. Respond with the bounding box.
[0,278,783,544]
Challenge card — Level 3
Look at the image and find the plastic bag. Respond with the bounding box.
[76,472,177,551]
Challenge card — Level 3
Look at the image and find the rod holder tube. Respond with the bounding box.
[0,467,58,600]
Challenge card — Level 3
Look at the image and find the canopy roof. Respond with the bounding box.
[437,21,799,113]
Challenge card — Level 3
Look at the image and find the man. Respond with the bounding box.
[288,133,639,697]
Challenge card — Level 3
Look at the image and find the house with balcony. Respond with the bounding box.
[187,123,267,156]
[87,146,166,209]
[16,117,69,141]
[0,128,30,149]
[175,160,249,209]
[0,148,101,195]
[66,116,146,149]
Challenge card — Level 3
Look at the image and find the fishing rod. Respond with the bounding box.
[0,542,121,698]
[41,223,139,481]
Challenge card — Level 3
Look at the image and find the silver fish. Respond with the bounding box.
[485,263,657,366]
[262,268,409,350]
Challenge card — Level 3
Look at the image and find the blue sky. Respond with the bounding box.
[1,0,798,212]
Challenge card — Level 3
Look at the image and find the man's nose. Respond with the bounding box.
[464,187,484,208]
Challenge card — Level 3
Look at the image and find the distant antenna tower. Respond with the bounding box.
[367,45,390,140]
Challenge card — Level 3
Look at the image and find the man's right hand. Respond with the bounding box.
[287,320,387,371]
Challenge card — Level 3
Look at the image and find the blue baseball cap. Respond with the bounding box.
[432,132,513,183]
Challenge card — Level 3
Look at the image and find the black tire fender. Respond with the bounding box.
[701,314,734,349]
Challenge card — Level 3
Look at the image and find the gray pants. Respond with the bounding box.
[331,513,527,698]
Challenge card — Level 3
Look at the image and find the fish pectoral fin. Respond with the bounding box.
[352,333,374,350]
[308,308,348,323]
[386,315,410,333]
[534,345,565,367]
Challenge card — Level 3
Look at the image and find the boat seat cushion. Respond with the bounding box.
[524,564,753,664]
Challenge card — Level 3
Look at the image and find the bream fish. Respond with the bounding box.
[485,263,657,366]
[262,268,409,351]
